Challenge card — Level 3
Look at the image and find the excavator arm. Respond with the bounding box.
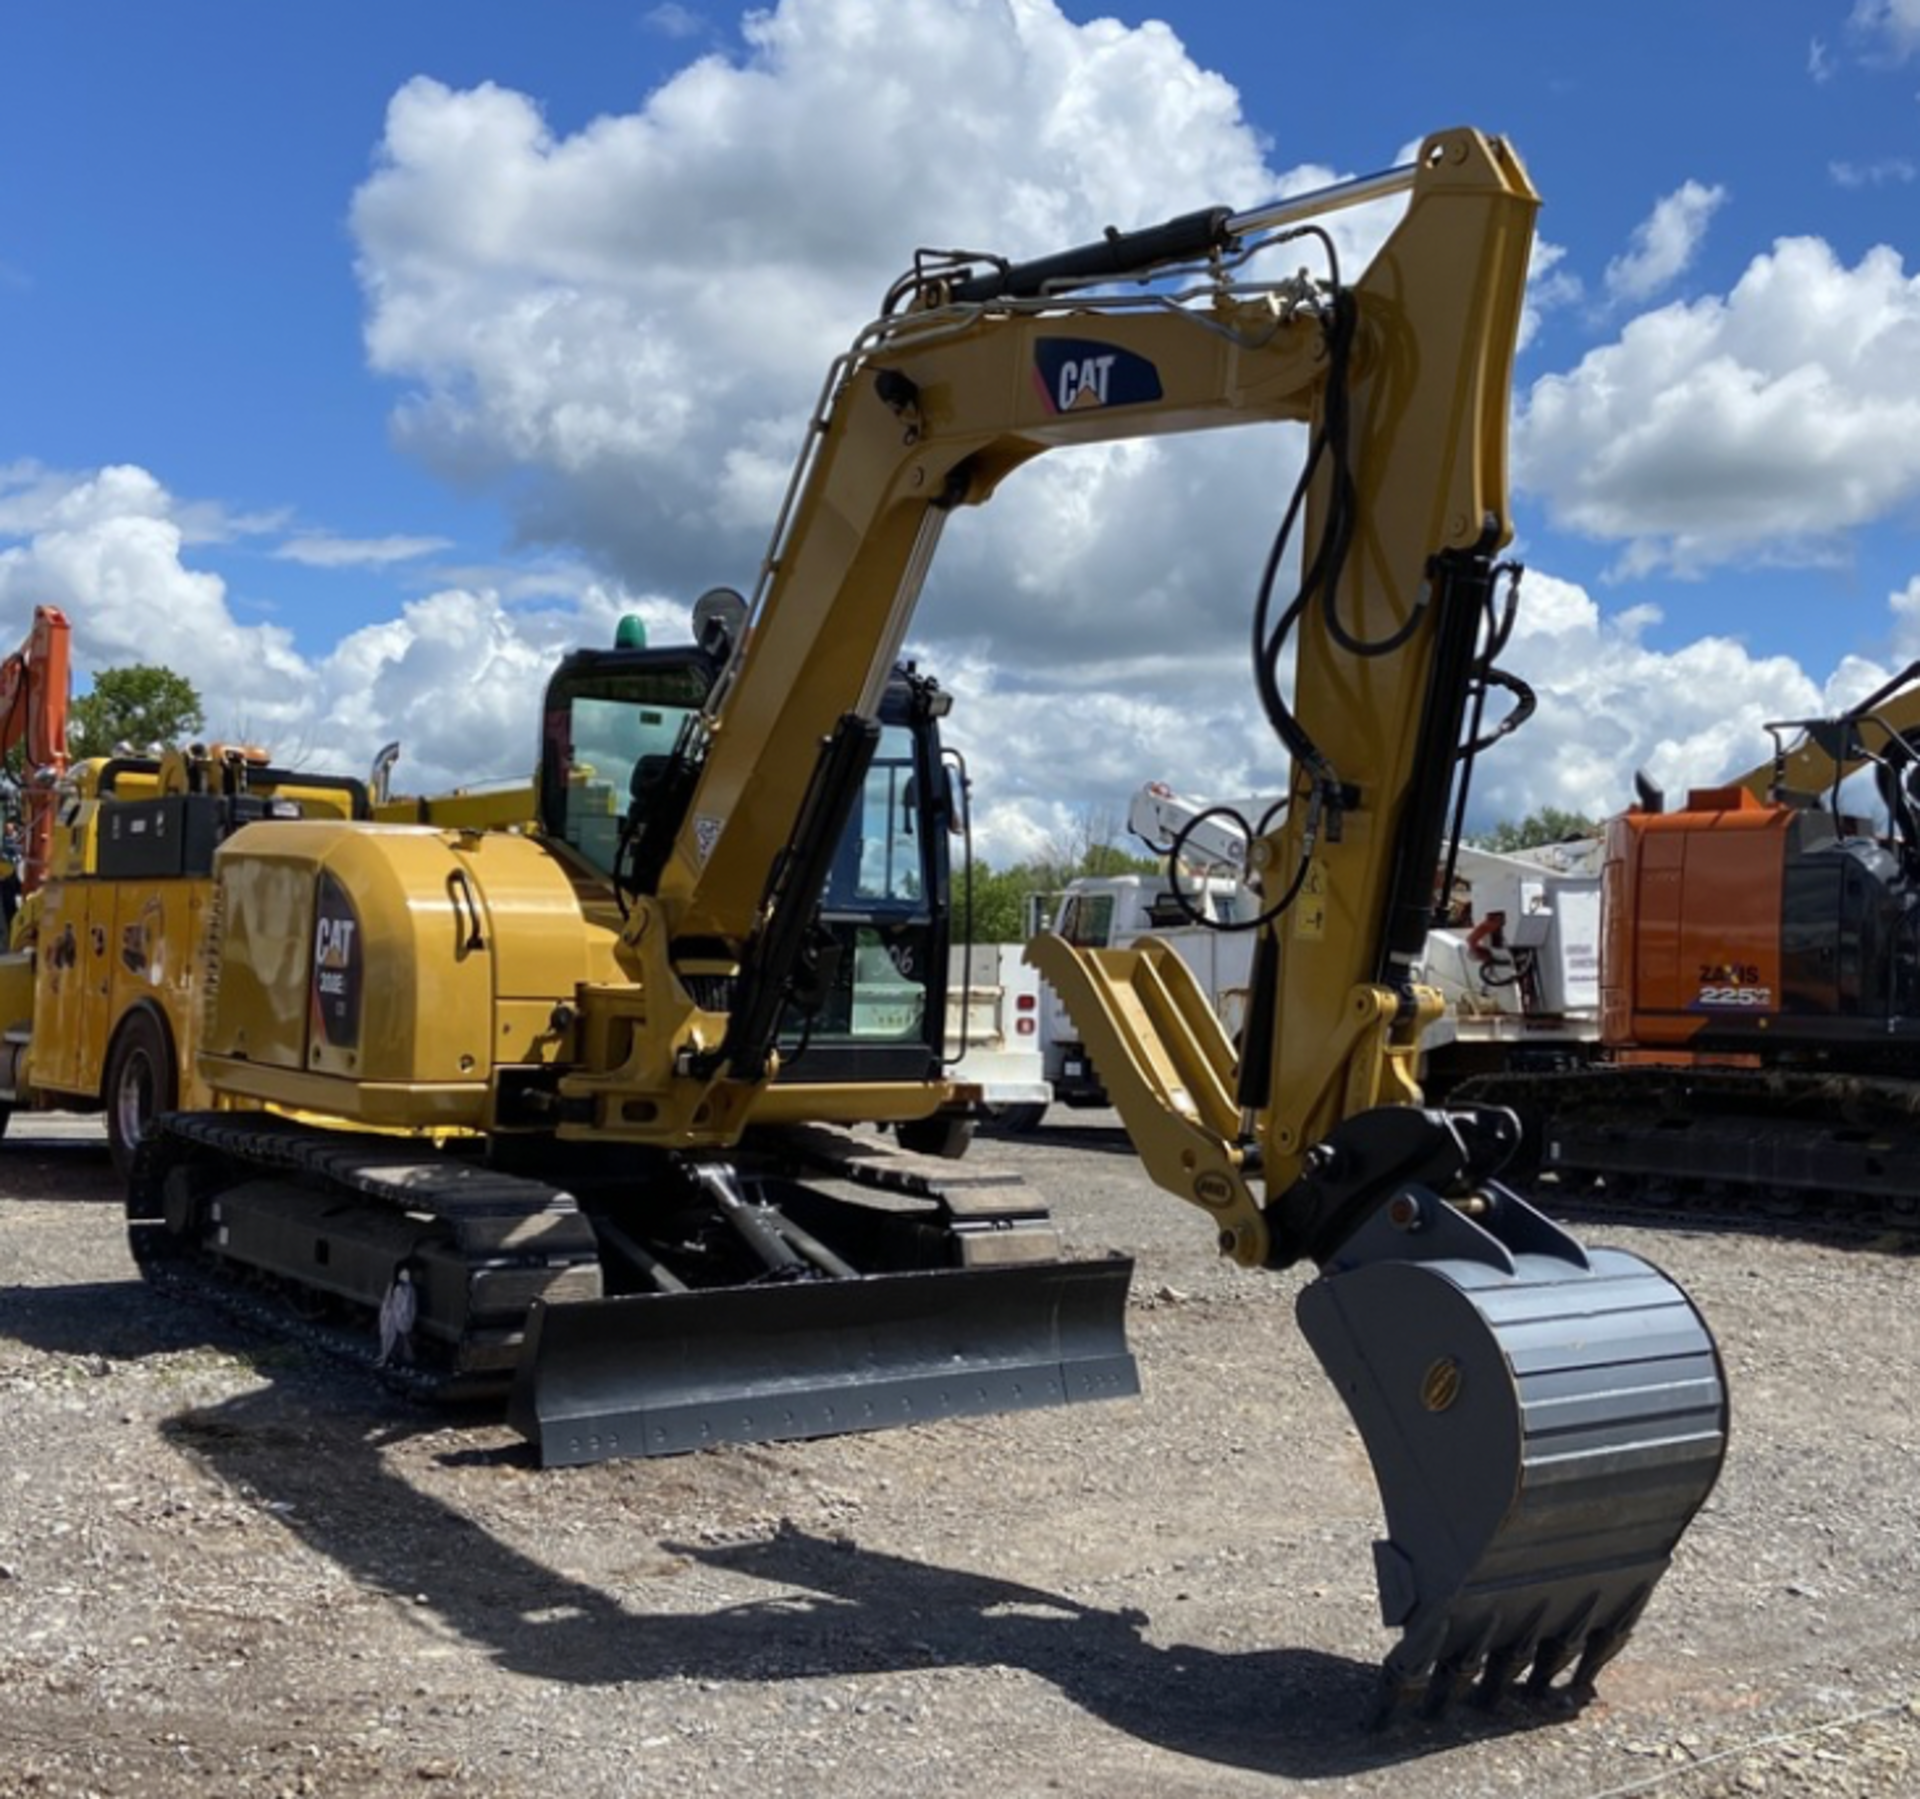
[1733,654,1920,806]
[547,127,1726,1718]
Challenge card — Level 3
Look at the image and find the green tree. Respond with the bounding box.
[1472,804,1600,853]
[953,864,1033,943]
[68,665,205,760]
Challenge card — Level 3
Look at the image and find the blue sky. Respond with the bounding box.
[3,1,1919,856]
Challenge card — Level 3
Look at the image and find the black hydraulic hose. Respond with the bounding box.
[1249,272,1361,858]
[1234,930,1282,1115]
[1376,544,1505,983]
[1437,564,1534,912]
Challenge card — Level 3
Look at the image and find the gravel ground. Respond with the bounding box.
[3,1111,1918,1799]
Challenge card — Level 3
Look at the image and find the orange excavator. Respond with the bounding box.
[1460,659,1920,1221]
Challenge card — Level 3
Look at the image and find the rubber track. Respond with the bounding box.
[127,1113,598,1404]
[1459,1065,1920,1247]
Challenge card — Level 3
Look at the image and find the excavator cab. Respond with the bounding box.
[781,682,953,1084]
[531,637,956,1086]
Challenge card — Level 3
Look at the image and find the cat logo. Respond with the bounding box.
[310,873,363,1049]
[1056,352,1116,409]
[1034,338,1164,415]
[315,915,356,969]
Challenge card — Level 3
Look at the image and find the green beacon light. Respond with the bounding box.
[615,614,648,649]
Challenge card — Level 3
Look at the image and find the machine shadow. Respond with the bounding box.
[142,1370,1564,1779]
[1539,1180,1920,1255]
[0,1278,246,1363]
[0,1130,119,1201]
[1009,1119,1139,1158]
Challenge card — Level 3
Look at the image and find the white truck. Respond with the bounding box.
[868,941,1051,1152]
[1034,870,1258,1110]
[1023,785,1601,1119]
[1414,837,1601,1095]
[945,943,1051,1129]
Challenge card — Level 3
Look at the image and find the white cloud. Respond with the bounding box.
[0,469,307,714]
[347,0,1279,596]
[1469,570,1829,824]
[1515,234,1920,577]
[1830,156,1917,187]
[322,1,1920,854]
[0,462,665,799]
[1521,238,1583,348]
[16,1,1916,868]
[274,532,453,568]
[0,461,285,547]
[1604,180,1727,304]
[1850,0,1920,62]
[645,4,709,41]
[9,455,1919,865]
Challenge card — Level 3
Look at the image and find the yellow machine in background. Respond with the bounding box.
[126,128,1726,1722]
[0,747,369,1173]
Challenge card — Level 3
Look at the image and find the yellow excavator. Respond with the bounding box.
[126,127,1726,1721]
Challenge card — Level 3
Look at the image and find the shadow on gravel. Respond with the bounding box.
[0,1131,119,1202]
[1,1279,246,1362]
[146,1377,1568,1779]
[1008,1121,1140,1158]
[1537,1183,1920,1256]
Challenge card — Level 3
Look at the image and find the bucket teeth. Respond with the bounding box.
[1470,1601,1545,1712]
[1367,1584,1664,1724]
[1523,1594,1598,1698]
[1421,1617,1495,1718]
[1570,1583,1653,1695]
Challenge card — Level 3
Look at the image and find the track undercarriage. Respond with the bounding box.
[1460,1064,1920,1233]
[127,1113,1139,1461]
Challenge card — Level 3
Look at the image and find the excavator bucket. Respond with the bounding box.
[508,1257,1139,1467]
[1296,1184,1727,1722]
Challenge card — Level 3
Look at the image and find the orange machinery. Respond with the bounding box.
[0,605,72,894]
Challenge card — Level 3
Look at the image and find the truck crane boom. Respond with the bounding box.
[1126,779,1261,877]
[0,604,72,895]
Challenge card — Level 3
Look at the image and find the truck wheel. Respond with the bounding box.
[989,1102,1048,1134]
[896,1112,975,1159]
[104,1009,177,1182]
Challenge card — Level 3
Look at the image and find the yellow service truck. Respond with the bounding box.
[0,747,369,1174]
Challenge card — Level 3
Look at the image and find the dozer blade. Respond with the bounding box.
[508,1257,1138,1467]
[1297,1183,1727,1724]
